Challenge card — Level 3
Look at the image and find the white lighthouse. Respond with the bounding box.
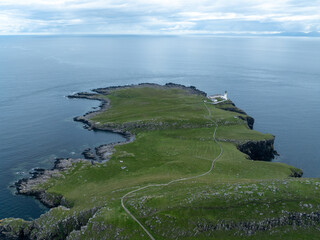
[207,90,228,104]
[223,91,228,100]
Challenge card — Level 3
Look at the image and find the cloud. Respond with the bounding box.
[0,0,319,34]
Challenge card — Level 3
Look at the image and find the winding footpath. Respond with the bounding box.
[120,102,224,240]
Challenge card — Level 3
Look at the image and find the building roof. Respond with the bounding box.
[208,94,223,98]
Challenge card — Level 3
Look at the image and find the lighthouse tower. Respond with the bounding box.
[223,91,228,100]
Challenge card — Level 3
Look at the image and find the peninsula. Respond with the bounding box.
[1,83,319,240]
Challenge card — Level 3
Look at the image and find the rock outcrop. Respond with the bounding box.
[0,207,100,240]
[15,158,86,208]
[0,219,30,240]
[82,148,96,160]
[213,99,279,162]
[196,211,320,236]
[237,139,278,161]
[4,83,305,239]
[290,168,304,178]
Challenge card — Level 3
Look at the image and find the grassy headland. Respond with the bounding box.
[1,83,319,240]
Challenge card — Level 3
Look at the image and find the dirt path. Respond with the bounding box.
[120,102,223,240]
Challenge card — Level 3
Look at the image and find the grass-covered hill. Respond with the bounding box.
[1,83,319,240]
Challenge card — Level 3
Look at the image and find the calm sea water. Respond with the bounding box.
[0,35,319,220]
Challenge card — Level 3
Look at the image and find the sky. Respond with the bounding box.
[0,0,320,35]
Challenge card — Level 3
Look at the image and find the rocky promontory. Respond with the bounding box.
[69,83,281,164]
[15,158,87,208]
[1,83,309,240]
[16,83,288,212]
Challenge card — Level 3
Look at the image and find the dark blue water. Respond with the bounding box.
[0,35,319,220]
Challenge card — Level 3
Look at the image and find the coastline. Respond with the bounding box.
[2,83,310,240]
[15,158,87,208]
[14,92,134,209]
[14,83,289,210]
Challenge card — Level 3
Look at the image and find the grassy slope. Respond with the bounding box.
[2,86,319,239]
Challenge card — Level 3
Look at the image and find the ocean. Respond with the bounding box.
[0,35,319,220]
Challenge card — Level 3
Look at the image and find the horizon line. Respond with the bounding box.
[0,31,320,37]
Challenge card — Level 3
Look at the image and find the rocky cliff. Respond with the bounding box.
[215,100,255,129]
[237,138,278,161]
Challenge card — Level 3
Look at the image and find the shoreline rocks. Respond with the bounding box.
[290,168,304,178]
[13,83,208,210]
[3,82,305,239]
[14,82,292,210]
[95,137,135,161]
[15,158,86,208]
[82,148,96,160]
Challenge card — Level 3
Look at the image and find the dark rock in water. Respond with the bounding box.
[29,168,46,178]
[32,168,45,172]
[67,92,97,99]
[82,148,96,160]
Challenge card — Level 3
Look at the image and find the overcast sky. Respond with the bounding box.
[1,0,320,35]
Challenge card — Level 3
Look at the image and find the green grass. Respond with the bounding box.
[216,125,274,142]
[92,88,243,130]
[123,179,320,239]
[2,85,319,239]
